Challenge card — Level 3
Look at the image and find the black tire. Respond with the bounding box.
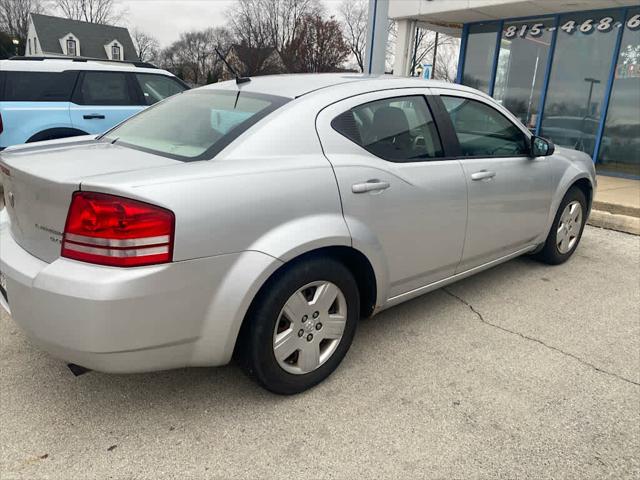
[27,128,88,143]
[238,256,360,395]
[534,186,587,265]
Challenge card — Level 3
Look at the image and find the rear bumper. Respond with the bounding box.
[0,216,280,373]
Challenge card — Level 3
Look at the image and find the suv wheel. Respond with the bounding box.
[238,257,359,395]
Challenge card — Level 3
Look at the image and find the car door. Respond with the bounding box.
[70,71,143,135]
[430,89,552,272]
[316,89,468,300]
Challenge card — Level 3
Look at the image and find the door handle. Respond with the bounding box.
[470,170,496,181]
[83,114,106,120]
[352,180,391,194]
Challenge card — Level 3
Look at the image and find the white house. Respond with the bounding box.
[25,13,138,61]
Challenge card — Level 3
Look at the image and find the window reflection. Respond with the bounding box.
[540,10,623,156]
[462,23,499,93]
[598,8,640,176]
[493,18,554,130]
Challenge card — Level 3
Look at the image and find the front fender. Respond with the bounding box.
[543,148,596,239]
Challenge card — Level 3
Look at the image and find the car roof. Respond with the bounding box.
[205,73,487,99]
[0,57,174,77]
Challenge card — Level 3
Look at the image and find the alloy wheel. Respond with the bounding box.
[272,281,347,375]
[556,200,582,254]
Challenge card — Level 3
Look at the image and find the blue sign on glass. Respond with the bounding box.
[422,64,433,80]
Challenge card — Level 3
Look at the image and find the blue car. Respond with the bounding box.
[0,57,188,149]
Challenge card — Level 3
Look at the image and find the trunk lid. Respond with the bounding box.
[0,138,178,263]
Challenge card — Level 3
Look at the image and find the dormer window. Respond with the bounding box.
[67,37,77,56]
[105,40,124,60]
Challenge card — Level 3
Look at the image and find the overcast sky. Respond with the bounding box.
[120,0,343,47]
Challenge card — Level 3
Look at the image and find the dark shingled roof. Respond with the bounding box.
[30,13,138,60]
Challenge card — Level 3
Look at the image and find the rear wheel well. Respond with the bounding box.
[27,128,89,143]
[234,246,378,357]
[268,247,377,319]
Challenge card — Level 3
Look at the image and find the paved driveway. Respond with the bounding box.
[1,226,638,479]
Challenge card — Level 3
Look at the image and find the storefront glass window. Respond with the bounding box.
[493,18,554,131]
[598,8,640,176]
[540,10,623,156]
[462,23,499,93]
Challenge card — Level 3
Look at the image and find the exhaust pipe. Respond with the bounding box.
[67,363,91,376]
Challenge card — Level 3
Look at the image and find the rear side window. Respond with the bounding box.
[135,74,186,105]
[441,96,529,157]
[104,90,289,161]
[1,71,77,102]
[76,72,136,105]
[332,95,443,162]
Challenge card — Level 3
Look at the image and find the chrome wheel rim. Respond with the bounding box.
[273,281,347,375]
[556,201,582,254]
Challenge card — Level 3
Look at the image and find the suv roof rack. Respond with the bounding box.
[8,56,158,69]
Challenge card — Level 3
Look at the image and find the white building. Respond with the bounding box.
[389,0,640,177]
[26,13,138,61]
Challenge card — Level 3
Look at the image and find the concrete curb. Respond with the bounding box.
[588,209,640,236]
[592,200,640,219]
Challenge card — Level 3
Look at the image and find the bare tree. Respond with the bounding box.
[53,0,123,24]
[132,29,159,63]
[226,0,319,62]
[409,28,458,80]
[286,14,350,73]
[432,37,460,82]
[157,27,233,85]
[338,0,367,72]
[0,0,48,54]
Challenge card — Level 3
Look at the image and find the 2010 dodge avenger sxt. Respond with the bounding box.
[0,74,595,394]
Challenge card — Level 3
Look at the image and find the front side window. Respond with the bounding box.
[135,73,186,105]
[332,96,443,162]
[112,45,121,60]
[441,96,529,157]
[67,38,77,56]
[77,71,135,105]
[104,90,289,161]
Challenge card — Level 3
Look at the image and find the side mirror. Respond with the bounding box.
[530,136,555,157]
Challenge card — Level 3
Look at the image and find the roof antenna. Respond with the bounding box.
[214,48,251,85]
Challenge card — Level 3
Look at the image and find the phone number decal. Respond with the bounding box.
[504,14,640,39]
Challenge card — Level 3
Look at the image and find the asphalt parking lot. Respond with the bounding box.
[1,225,638,479]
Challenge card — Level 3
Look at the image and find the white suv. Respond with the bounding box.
[0,56,188,149]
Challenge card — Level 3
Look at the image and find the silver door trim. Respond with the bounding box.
[383,244,537,308]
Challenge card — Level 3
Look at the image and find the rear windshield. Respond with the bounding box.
[104,89,290,161]
[1,71,77,102]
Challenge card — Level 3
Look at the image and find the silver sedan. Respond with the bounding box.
[0,74,596,394]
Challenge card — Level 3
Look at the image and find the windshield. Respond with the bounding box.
[104,89,290,161]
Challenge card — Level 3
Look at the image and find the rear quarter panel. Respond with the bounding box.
[80,154,350,366]
[0,102,73,147]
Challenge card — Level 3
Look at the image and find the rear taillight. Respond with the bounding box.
[61,191,175,267]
